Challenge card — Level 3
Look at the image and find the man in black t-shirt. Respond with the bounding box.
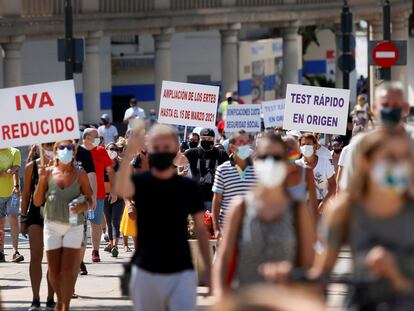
[117,124,211,311]
[183,128,228,211]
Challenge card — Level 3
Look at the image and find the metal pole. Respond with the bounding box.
[341,0,351,90]
[64,0,74,80]
[382,0,391,81]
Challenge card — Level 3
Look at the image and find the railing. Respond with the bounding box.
[296,0,337,3]
[171,0,222,9]
[99,0,154,13]
[236,0,284,5]
[21,0,81,17]
[21,0,53,17]
[10,0,356,17]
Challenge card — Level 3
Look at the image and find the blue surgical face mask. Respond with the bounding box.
[93,138,101,147]
[57,149,73,164]
[380,107,403,127]
[149,115,157,122]
[236,145,251,160]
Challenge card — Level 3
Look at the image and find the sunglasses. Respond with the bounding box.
[58,144,74,151]
[256,154,285,161]
[109,148,119,152]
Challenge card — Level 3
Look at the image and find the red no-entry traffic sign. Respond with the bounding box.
[373,41,399,68]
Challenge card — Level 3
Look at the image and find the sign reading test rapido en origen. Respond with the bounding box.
[283,84,350,135]
[0,80,80,148]
[158,80,219,128]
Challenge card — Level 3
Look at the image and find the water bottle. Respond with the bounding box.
[68,199,78,226]
[11,194,19,210]
[87,208,95,220]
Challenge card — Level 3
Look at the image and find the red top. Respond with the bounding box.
[90,146,112,199]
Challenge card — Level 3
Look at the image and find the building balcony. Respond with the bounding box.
[0,0,409,39]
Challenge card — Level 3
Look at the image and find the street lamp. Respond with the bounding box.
[341,0,353,90]
[64,0,74,80]
[381,0,391,81]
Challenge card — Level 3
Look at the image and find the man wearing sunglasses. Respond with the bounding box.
[82,128,117,263]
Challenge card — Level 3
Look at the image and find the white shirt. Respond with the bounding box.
[296,156,335,200]
[124,106,146,129]
[338,144,352,168]
[316,145,332,160]
[98,125,118,146]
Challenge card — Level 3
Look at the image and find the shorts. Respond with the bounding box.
[129,266,196,311]
[0,196,19,217]
[44,221,83,251]
[90,199,104,225]
[26,204,44,227]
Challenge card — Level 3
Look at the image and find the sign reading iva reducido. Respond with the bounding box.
[283,84,350,135]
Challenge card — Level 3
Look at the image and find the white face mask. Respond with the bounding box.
[300,145,314,158]
[107,150,118,160]
[255,157,287,188]
[46,150,54,159]
[93,138,101,147]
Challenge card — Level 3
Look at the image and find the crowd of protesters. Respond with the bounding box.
[1,81,414,311]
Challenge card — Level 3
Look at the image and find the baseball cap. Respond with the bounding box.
[286,130,302,138]
[200,128,215,137]
[101,114,110,121]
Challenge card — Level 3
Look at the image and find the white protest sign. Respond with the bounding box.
[158,80,219,128]
[262,99,285,128]
[283,84,350,135]
[0,80,80,148]
[225,104,261,133]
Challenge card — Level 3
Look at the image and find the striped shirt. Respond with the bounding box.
[212,158,257,227]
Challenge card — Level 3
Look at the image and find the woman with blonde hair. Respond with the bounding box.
[34,140,93,311]
[312,130,414,309]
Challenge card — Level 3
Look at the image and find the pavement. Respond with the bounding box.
[0,230,215,311]
[0,230,350,311]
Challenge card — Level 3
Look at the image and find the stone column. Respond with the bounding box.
[2,36,25,88]
[391,15,409,98]
[282,26,302,89]
[154,28,173,111]
[83,32,102,124]
[369,20,382,105]
[220,24,240,96]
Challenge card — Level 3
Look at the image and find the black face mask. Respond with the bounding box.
[333,149,342,154]
[380,107,403,127]
[200,140,214,151]
[189,141,199,149]
[148,152,176,171]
